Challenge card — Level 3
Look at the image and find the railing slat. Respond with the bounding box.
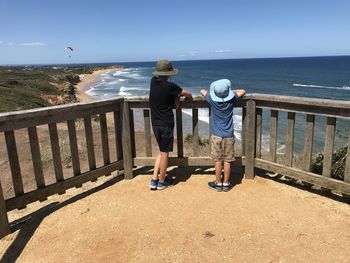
[4,131,24,197]
[176,109,183,158]
[269,110,278,162]
[84,116,96,171]
[322,117,336,178]
[67,120,81,182]
[122,102,133,179]
[303,114,315,171]
[255,108,262,158]
[0,180,10,238]
[129,109,136,158]
[114,111,123,161]
[285,112,295,167]
[48,123,65,187]
[28,126,46,201]
[143,109,152,157]
[242,107,247,156]
[100,113,110,166]
[192,109,199,156]
[245,99,256,179]
[345,130,350,183]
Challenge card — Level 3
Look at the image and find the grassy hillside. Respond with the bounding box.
[0,66,99,113]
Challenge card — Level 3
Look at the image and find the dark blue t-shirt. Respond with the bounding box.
[205,93,238,137]
[149,77,182,128]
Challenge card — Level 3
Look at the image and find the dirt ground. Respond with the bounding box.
[0,165,349,262]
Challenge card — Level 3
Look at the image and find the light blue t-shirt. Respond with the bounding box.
[205,93,238,138]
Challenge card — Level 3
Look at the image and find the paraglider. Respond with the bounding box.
[64,46,73,58]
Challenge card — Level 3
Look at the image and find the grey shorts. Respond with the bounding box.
[210,135,235,162]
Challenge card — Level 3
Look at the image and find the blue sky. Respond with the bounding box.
[1,0,350,64]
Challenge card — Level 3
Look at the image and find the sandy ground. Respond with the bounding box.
[0,69,349,262]
[0,171,349,263]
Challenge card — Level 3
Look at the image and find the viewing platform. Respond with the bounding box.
[0,94,349,262]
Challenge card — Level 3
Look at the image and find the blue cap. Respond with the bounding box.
[209,79,235,102]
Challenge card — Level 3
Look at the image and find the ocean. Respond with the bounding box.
[84,56,350,154]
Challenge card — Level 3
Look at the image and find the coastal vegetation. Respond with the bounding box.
[0,65,105,113]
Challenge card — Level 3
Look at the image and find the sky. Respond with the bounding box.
[0,0,350,64]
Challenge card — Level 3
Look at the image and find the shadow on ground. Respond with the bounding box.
[133,161,245,188]
[0,175,124,263]
[256,169,350,205]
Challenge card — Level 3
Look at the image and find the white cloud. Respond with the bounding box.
[0,41,3,44]
[21,42,47,46]
[178,50,199,57]
[214,49,232,53]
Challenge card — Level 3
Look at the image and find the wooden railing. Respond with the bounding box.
[244,94,350,194]
[0,94,349,238]
[0,98,124,237]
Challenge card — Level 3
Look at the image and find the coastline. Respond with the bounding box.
[75,66,124,103]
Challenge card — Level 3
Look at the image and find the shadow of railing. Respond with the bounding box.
[0,174,124,263]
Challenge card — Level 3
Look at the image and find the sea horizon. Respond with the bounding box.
[1,54,350,67]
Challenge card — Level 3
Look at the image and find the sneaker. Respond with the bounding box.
[149,179,159,190]
[222,182,232,192]
[208,181,223,192]
[157,180,172,190]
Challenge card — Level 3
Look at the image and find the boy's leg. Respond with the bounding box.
[222,137,235,191]
[223,161,231,184]
[152,152,161,180]
[215,161,223,183]
[159,151,169,183]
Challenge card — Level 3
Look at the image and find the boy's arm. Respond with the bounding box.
[200,89,208,96]
[233,89,246,98]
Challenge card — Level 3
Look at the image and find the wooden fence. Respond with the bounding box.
[0,94,349,238]
[0,98,124,237]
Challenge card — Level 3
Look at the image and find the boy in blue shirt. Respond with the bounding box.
[200,79,246,192]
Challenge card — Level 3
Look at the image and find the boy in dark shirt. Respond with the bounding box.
[149,60,192,190]
[200,79,246,192]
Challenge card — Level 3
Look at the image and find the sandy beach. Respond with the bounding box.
[75,66,124,103]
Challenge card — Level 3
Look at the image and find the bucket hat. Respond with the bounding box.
[209,79,235,102]
[152,60,178,76]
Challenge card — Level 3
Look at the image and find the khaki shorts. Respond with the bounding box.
[210,135,235,162]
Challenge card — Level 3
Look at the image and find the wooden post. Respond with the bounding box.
[122,101,133,179]
[100,113,110,166]
[192,108,199,156]
[143,109,152,157]
[0,180,10,238]
[242,107,247,156]
[28,126,47,201]
[269,110,278,162]
[245,99,256,179]
[129,109,136,158]
[285,112,295,167]
[255,108,262,158]
[176,109,183,158]
[48,123,65,194]
[28,126,46,188]
[345,130,350,183]
[84,116,96,171]
[303,114,315,171]
[114,110,123,161]
[322,117,336,178]
[67,120,81,187]
[4,131,24,197]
